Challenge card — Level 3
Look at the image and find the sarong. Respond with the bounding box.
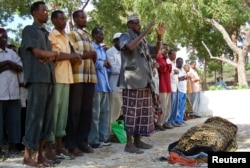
[122,88,155,136]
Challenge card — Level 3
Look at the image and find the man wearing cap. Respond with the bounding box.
[118,13,165,154]
[106,32,123,140]
[0,28,22,156]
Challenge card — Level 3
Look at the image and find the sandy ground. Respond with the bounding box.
[0,116,250,168]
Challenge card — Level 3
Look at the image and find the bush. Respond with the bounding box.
[208,85,226,90]
[235,83,248,89]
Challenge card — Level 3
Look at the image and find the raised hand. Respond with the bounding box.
[155,22,166,37]
[145,20,156,33]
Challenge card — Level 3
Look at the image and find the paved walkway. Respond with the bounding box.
[0,116,249,168]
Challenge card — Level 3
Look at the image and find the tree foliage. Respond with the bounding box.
[1,0,250,85]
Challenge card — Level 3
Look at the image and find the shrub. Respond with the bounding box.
[208,85,225,90]
[235,83,248,89]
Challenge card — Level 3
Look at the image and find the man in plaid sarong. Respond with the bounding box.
[118,13,165,154]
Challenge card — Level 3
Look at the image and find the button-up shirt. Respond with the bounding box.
[106,46,122,92]
[20,22,55,85]
[92,42,111,92]
[188,68,201,93]
[67,27,97,83]
[156,54,172,93]
[0,48,22,100]
[167,58,178,92]
[49,29,73,84]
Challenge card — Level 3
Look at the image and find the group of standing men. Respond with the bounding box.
[154,47,202,131]
[0,1,202,167]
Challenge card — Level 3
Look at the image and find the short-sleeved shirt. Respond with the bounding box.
[188,68,201,93]
[20,22,55,85]
[0,48,22,100]
[118,30,153,89]
[177,67,187,93]
[156,54,172,93]
[49,29,73,84]
[92,42,111,92]
[106,46,122,93]
[67,27,97,83]
[167,58,178,92]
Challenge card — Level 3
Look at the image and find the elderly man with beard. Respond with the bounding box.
[118,14,165,154]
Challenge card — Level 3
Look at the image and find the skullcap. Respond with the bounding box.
[127,13,139,22]
[113,32,122,39]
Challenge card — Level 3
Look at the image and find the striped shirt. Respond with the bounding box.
[67,27,97,83]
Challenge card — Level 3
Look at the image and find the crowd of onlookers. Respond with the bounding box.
[0,1,202,167]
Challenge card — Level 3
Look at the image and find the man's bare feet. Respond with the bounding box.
[124,144,143,154]
[35,154,53,167]
[23,158,39,167]
[134,141,153,149]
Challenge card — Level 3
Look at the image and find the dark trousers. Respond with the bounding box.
[64,83,95,149]
[0,100,21,146]
[22,83,54,149]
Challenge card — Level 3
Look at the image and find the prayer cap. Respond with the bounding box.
[127,13,139,22]
[113,32,122,39]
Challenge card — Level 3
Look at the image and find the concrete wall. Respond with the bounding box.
[198,89,250,123]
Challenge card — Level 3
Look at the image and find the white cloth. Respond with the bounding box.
[17,72,28,107]
[177,67,187,93]
[167,58,178,92]
[0,48,22,100]
[106,46,122,92]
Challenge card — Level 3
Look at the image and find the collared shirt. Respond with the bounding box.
[167,58,178,92]
[20,22,55,85]
[156,54,172,93]
[67,27,97,83]
[49,29,73,84]
[92,42,111,92]
[0,48,22,100]
[106,46,122,92]
[177,67,187,93]
[188,68,201,92]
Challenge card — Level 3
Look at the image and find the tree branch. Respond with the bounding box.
[190,3,242,56]
[202,41,238,67]
[204,18,241,55]
[81,0,90,10]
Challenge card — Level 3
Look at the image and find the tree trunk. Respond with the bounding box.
[237,53,248,86]
[203,59,207,90]
[231,24,238,85]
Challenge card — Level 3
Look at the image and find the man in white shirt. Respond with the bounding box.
[164,50,179,128]
[175,57,187,125]
[106,32,123,140]
[0,28,23,155]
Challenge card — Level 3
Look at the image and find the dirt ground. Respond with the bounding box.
[1,116,250,168]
